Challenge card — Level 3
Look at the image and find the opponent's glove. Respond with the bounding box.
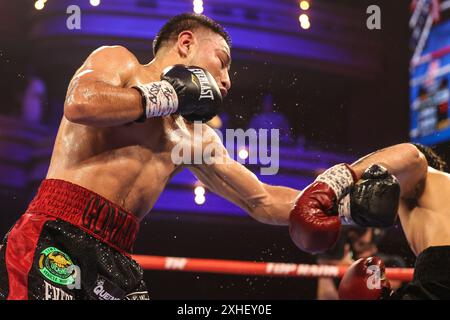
[338,256,392,300]
[289,164,400,253]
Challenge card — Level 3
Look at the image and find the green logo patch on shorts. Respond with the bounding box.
[38,247,76,286]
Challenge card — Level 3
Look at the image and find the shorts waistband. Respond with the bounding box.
[26,179,139,254]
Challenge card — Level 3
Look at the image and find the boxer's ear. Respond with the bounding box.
[177,30,195,58]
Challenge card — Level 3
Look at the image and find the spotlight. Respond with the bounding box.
[193,6,204,14]
[34,1,45,10]
[299,14,309,24]
[238,148,249,160]
[194,185,205,196]
[195,194,206,205]
[193,0,204,13]
[301,20,311,29]
[300,1,310,11]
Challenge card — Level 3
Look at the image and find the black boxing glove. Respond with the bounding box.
[338,164,400,228]
[133,65,222,123]
[162,65,222,122]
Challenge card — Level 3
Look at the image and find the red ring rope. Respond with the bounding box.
[133,255,414,282]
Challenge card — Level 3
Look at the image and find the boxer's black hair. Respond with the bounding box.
[153,13,231,56]
[412,143,448,172]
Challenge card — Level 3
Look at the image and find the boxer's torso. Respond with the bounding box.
[47,64,200,220]
[398,168,450,256]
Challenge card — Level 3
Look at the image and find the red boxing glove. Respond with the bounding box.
[338,257,391,300]
[289,164,357,253]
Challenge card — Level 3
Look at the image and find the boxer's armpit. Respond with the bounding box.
[401,177,426,205]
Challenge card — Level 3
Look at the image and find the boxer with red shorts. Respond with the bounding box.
[0,180,147,300]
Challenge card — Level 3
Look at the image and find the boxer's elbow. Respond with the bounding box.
[250,207,283,226]
[249,198,291,226]
[64,93,99,124]
[64,84,98,124]
[402,143,428,177]
[64,101,89,124]
[398,143,428,198]
[248,184,297,226]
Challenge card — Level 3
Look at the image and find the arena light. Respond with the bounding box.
[299,14,309,24]
[90,0,101,6]
[301,20,311,30]
[194,194,206,205]
[238,148,249,160]
[193,0,204,14]
[193,6,204,14]
[300,1,310,11]
[194,185,205,196]
[34,0,45,10]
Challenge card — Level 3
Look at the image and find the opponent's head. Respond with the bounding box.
[153,13,232,97]
[412,143,448,172]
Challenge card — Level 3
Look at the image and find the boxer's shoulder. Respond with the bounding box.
[85,45,140,76]
[427,166,450,180]
[90,45,137,61]
[420,168,450,206]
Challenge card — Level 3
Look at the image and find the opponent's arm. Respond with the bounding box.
[289,143,426,253]
[350,143,428,199]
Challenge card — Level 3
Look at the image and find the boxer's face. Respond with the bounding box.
[178,28,232,98]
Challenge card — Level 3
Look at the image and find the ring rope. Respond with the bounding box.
[133,255,414,281]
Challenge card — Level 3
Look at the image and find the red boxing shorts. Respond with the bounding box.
[0,179,149,300]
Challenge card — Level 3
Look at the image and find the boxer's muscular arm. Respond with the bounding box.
[350,143,428,199]
[64,45,143,127]
[187,126,299,226]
